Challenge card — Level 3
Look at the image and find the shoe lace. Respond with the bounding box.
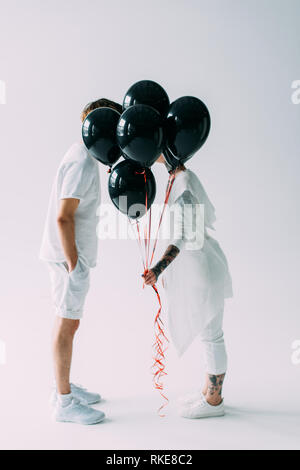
[196,395,207,408]
[71,397,82,406]
[71,383,87,392]
[70,397,91,410]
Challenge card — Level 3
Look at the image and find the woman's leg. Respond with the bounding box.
[202,375,209,395]
[203,373,225,406]
[200,307,227,405]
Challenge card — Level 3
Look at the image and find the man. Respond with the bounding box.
[40,98,122,425]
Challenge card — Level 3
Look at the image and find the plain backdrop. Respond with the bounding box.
[0,0,299,450]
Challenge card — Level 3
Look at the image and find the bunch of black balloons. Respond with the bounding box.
[82,80,211,219]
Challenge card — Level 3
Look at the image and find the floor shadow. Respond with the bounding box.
[223,405,300,442]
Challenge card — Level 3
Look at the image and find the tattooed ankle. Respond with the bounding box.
[207,374,225,397]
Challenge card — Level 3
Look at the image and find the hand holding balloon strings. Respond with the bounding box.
[143,245,180,286]
[142,173,179,286]
[128,166,174,417]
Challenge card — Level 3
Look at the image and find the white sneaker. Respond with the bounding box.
[51,383,101,406]
[177,389,204,406]
[180,395,225,419]
[54,397,105,425]
[70,383,102,405]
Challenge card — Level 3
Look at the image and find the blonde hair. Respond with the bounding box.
[81,98,123,122]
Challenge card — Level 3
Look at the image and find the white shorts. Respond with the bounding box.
[46,256,90,320]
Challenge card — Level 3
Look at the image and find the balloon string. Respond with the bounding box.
[143,171,149,271]
[147,206,152,267]
[151,284,169,417]
[133,169,148,272]
[148,173,175,416]
[135,220,145,273]
[149,173,176,266]
[130,168,176,417]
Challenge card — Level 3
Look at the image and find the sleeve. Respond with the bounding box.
[170,190,205,251]
[59,160,93,201]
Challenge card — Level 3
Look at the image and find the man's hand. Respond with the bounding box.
[143,269,157,286]
[67,254,78,273]
[57,198,80,272]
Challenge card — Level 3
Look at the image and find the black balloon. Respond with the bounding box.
[162,147,179,171]
[117,104,164,167]
[82,107,122,167]
[123,80,170,117]
[108,160,156,220]
[165,96,211,163]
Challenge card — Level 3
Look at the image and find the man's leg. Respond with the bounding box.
[52,316,105,424]
[53,317,80,395]
[48,263,105,424]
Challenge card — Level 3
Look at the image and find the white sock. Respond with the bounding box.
[57,393,72,407]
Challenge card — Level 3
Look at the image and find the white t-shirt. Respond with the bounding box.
[161,169,216,252]
[39,142,101,267]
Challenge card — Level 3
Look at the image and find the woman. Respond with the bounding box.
[143,155,233,419]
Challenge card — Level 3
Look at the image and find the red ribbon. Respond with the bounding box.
[129,171,176,416]
[151,284,169,416]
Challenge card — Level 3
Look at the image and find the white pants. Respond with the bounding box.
[46,256,90,320]
[163,247,229,374]
[197,307,227,375]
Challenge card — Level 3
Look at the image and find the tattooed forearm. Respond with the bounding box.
[151,245,180,279]
[208,374,225,397]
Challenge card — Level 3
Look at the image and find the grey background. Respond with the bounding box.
[0,0,299,449]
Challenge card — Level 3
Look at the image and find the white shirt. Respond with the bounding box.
[161,169,233,356]
[39,142,101,267]
[161,169,217,252]
[169,190,205,251]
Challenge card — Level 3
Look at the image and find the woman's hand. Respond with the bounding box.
[143,269,158,286]
[142,245,180,287]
